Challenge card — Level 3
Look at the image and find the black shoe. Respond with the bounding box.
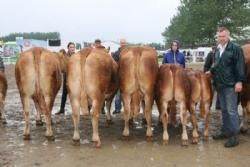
[55,110,65,115]
[112,110,121,114]
[224,136,239,148]
[212,132,228,140]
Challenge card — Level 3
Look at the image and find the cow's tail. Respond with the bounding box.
[33,48,48,113]
[135,48,143,113]
[197,72,206,117]
[170,65,177,115]
[171,65,176,101]
[79,48,92,115]
[135,47,141,90]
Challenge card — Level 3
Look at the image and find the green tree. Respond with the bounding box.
[162,0,250,48]
[0,32,60,42]
[147,43,166,50]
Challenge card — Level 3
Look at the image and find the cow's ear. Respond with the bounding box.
[59,49,66,55]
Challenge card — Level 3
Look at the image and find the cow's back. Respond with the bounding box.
[67,48,114,108]
[85,49,113,98]
[119,47,158,94]
[157,64,190,104]
[15,47,61,100]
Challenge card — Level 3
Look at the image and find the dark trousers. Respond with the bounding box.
[217,87,240,136]
[114,90,122,111]
[216,95,220,109]
[60,74,67,111]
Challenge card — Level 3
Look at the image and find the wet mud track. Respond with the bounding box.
[1,65,250,167]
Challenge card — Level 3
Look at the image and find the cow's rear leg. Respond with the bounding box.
[34,101,43,126]
[0,96,6,124]
[43,97,54,141]
[44,113,54,141]
[21,97,31,140]
[91,100,102,147]
[190,103,199,144]
[105,98,113,124]
[144,95,153,140]
[122,94,131,138]
[180,102,188,146]
[161,101,169,144]
[202,102,210,140]
[240,102,250,133]
[71,98,81,145]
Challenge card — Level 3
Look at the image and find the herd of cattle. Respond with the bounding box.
[0,44,250,147]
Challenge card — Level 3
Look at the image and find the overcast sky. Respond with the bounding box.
[1,0,180,44]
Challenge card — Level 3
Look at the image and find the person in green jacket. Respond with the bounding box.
[207,27,245,148]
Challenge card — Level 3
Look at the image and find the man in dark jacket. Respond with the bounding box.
[204,45,221,110]
[56,42,75,115]
[162,40,185,68]
[208,27,245,148]
[112,38,128,114]
[204,46,216,72]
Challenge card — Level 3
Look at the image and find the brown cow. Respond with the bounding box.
[0,72,7,124]
[156,64,191,146]
[240,44,250,132]
[119,47,158,139]
[15,47,66,140]
[67,47,118,147]
[186,69,213,143]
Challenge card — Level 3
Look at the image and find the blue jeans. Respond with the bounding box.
[217,87,240,136]
[114,90,122,111]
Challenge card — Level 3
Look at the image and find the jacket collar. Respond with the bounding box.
[225,41,234,50]
[170,49,179,54]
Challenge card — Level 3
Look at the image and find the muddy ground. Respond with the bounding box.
[0,64,250,167]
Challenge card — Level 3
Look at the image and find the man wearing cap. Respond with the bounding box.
[94,39,105,49]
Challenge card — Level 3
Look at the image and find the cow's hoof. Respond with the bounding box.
[36,120,43,126]
[163,140,169,145]
[1,119,7,124]
[158,121,162,127]
[192,137,199,144]
[23,134,31,140]
[72,139,80,146]
[93,141,101,148]
[142,118,147,125]
[129,119,133,125]
[203,136,209,141]
[46,135,55,141]
[121,135,130,141]
[181,140,189,146]
[106,119,114,125]
[146,136,153,142]
[240,127,248,134]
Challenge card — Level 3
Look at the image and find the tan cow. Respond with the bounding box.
[0,72,7,124]
[240,44,250,132]
[156,64,191,146]
[119,47,158,139]
[15,47,66,140]
[67,47,118,147]
[186,69,213,143]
